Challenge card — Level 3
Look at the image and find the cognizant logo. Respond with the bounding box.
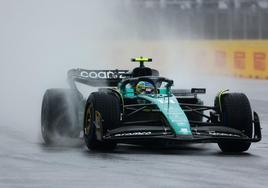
[80,70,127,79]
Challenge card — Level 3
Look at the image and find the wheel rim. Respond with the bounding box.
[84,105,92,136]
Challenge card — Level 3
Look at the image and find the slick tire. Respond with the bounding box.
[84,92,120,151]
[215,93,253,152]
[41,89,82,145]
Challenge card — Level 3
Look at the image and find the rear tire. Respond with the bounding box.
[215,93,253,152]
[84,92,120,151]
[41,89,82,145]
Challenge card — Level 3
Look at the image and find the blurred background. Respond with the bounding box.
[113,0,268,79]
[120,0,268,40]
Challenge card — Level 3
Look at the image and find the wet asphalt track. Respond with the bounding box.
[0,77,268,188]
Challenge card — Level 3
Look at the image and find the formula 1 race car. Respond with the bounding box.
[41,57,262,152]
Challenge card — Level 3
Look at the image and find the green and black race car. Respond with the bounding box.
[41,57,262,152]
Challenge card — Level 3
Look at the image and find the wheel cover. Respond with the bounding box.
[84,105,92,136]
[95,111,103,140]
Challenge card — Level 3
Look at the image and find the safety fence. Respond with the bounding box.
[189,40,268,79]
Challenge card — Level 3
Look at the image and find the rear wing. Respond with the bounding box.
[67,69,129,89]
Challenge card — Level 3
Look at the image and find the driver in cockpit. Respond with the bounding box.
[135,81,155,95]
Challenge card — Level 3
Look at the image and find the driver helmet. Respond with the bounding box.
[136,81,155,95]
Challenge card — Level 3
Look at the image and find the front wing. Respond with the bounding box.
[103,112,262,144]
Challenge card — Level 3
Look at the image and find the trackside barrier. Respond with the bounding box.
[109,40,268,79]
[207,40,268,79]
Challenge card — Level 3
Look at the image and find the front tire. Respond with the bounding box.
[215,93,253,152]
[84,92,120,151]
